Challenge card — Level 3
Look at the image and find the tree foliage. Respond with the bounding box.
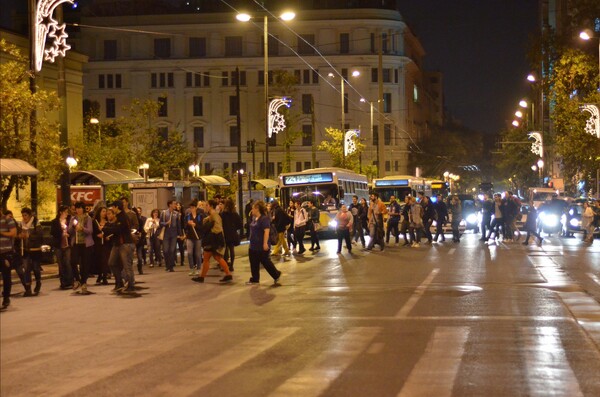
[494,127,540,192]
[0,39,62,210]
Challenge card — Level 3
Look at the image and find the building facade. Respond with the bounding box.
[76,2,442,178]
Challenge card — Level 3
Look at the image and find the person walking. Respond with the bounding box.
[366,193,387,251]
[160,200,182,272]
[307,201,321,251]
[18,208,44,296]
[68,202,94,294]
[408,196,425,247]
[144,209,162,268]
[335,204,353,254]
[1,207,18,309]
[582,201,596,244]
[270,200,291,256]
[480,193,493,241]
[184,200,204,275]
[348,196,365,248]
[486,194,506,244]
[400,196,412,246]
[92,206,111,285]
[286,200,296,251]
[522,203,543,246]
[221,198,243,271]
[246,200,282,285]
[192,199,233,283]
[448,195,462,243]
[433,194,448,242]
[105,201,136,293]
[50,205,73,289]
[385,195,401,245]
[293,201,308,254]
[418,192,435,244]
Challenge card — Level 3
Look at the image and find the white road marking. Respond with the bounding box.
[396,268,440,318]
[448,248,456,256]
[397,326,469,397]
[522,326,583,397]
[153,327,299,397]
[268,327,380,397]
[587,272,600,287]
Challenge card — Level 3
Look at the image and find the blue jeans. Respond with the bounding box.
[162,236,177,270]
[23,254,42,285]
[109,244,134,288]
[55,247,73,287]
[186,239,202,270]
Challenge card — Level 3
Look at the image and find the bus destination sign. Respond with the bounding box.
[374,179,409,187]
[282,172,334,185]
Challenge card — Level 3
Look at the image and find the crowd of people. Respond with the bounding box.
[2,190,598,310]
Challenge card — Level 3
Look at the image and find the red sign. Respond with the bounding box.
[57,186,103,205]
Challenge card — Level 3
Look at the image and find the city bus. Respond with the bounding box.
[278,167,369,231]
[428,179,449,200]
[370,175,431,205]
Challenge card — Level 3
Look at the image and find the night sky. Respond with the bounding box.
[398,0,540,135]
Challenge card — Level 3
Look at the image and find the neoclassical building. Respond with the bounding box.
[75,0,443,178]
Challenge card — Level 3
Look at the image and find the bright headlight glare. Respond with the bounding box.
[543,214,559,227]
[328,220,338,228]
[466,214,477,224]
[569,218,580,227]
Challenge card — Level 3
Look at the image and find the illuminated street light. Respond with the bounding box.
[515,110,523,118]
[66,156,77,169]
[519,100,528,108]
[527,74,536,82]
[512,120,520,127]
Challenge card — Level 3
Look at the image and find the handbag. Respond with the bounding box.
[157,227,165,241]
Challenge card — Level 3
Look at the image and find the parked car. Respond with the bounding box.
[561,202,600,238]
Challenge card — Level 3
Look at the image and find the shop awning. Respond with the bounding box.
[199,175,230,186]
[70,169,144,185]
[251,179,279,189]
[0,159,40,176]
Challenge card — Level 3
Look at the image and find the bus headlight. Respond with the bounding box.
[328,220,338,228]
[569,218,580,228]
[466,214,478,224]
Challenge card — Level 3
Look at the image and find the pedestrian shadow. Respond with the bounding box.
[117,291,145,298]
[248,285,276,306]
[71,290,96,296]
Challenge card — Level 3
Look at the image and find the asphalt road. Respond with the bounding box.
[2,233,600,396]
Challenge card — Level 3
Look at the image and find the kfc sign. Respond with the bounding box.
[57,186,103,205]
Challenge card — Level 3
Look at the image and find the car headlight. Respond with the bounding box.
[569,218,580,227]
[41,245,52,253]
[328,220,338,228]
[543,214,559,227]
[466,214,478,224]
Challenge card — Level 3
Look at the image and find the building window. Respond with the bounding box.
[158,127,169,141]
[104,40,117,60]
[302,125,312,146]
[204,163,211,174]
[340,33,350,54]
[229,126,240,147]
[268,134,276,147]
[304,161,311,170]
[115,74,121,88]
[229,96,238,116]
[296,162,302,172]
[371,68,392,83]
[383,93,392,113]
[107,74,113,89]
[231,70,246,86]
[99,75,105,89]
[193,126,204,148]
[154,38,171,58]
[193,96,203,117]
[225,36,243,57]
[158,97,168,117]
[189,37,207,57]
[385,160,391,172]
[382,33,389,53]
[372,125,378,146]
[105,98,115,118]
[298,34,315,55]
[344,93,349,114]
[222,71,229,87]
[261,35,279,56]
[312,70,319,84]
[151,73,157,88]
[384,124,392,145]
[151,72,174,88]
[303,70,310,84]
[302,94,312,114]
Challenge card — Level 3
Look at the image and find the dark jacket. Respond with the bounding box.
[272,206,290,233]
[103,211,132,246]
[18,217,44,253]
[524,206,538,231]
[434,201,448,223]
[421,198,436,222]
[221,211,243,245]
[50,216,70,249]
[184,211,204,241]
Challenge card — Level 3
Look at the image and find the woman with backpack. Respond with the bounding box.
[246,200,282,285]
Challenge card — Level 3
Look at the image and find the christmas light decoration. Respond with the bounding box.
[34,0,74,72]
[528,132,543,158]
[344,129,360,156]
[580,104,600,139]
[268,97,292,138]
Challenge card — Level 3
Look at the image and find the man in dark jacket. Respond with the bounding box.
[480,193,494,241]
[18,208,44,296]
[433,195,448,242]
[105,201,135,293]
[418,192,435,244]
[270,200,291,256]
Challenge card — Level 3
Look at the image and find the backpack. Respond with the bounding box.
[269,223,279,245]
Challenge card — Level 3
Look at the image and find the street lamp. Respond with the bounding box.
[328,70,360,132]
[188,163,199,178]
[236,10,295,179]
[579,30,600,91]
[537,158,544,186]
[90,117,100,143]
[139,163,149,182]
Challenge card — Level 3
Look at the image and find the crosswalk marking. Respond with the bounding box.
[24,329,214,396]
[153,327,299,397]
[397,326,469,397]
[522,326,583,397]
[268,327,381,397]
[396,268,440,318]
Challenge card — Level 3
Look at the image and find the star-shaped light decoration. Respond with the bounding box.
[527,132,543,158]
[268,97,292,138]
[344,129,360,156]
[34,0,75,71]
[580,104,600,139]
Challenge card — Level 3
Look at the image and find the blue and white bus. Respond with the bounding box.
[278,167,369,231]
[370,175,431,205]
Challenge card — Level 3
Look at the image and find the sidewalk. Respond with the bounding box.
[2,241,251,284]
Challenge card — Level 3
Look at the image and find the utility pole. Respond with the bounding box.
[377,32,385,177]
[235,67,244,225]
[29,0,38,214]
[56,5,71,207]
[311,95,316,168]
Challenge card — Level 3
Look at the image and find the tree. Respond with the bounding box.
[0,39,62,210]
[317,127,365,172]
[494,127,539,192]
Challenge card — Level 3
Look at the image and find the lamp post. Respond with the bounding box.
[139,163,149,182]
[537,159,544,186]
[580,30,600,90]
[236,10,295,179]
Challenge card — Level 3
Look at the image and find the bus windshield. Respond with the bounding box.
[280,183,339,211]
[373,187,413,203]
